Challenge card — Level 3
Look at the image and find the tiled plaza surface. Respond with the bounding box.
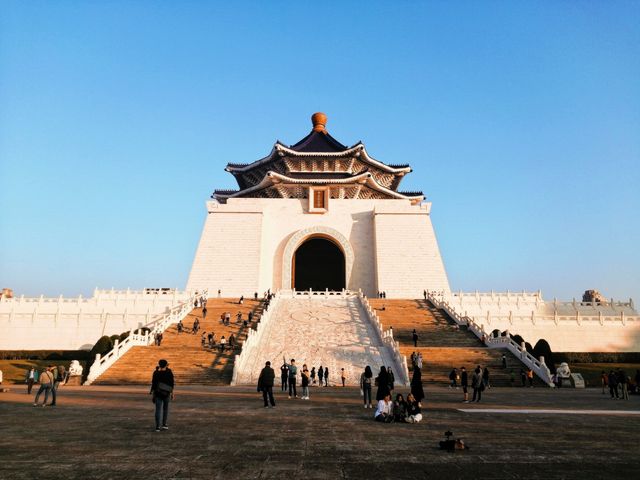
[0,384,638,479]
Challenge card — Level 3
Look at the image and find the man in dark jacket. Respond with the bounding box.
[151,359,175,432]
[258,361,276,408]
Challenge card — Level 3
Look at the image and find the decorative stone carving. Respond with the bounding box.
[281,226,354,291]
[556,362,571,379]
[582,290,607,304]
[68,360,83,377]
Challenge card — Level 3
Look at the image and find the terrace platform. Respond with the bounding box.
[1,384,638,479]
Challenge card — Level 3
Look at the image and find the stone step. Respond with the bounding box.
[93,299,264,385]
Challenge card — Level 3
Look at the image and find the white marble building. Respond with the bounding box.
[187,113,451,298]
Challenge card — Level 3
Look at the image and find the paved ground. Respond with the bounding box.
[1,384,639,479]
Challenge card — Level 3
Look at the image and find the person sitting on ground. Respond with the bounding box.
[405,393,422,423]
[219,336,227,352]
[207,332,213,348]
[236,311,242,324]
[228,333,236,349]
[177,320,183,334]
[239,295,244,305]
[393,393,408,422]
[374,393,393,423]
[201,332,207,347]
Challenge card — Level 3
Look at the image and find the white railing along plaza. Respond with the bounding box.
[84,290,206,385]
[357,290,410,387]
[426,291,554,386]
[230,292,281,385]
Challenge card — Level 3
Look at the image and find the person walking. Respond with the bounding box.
[471,366,483,403]
[375,366,391,401]
[33,366,54,407]
[324,367,329,387]
[25,367,36,394]
[257,361,276,408]
[412,329,418,347]
[449,368,458,388]
[287,359,298,398]
[280,362,289,392]
[301,364,310,400]
[460,366,469,402]
[410,366,425,406]
[360,366,373,408]
[318,365,324,387]
[150,359,174,432]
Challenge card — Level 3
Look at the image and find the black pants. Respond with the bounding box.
[262,386,275,406]
[472,387,482,402]
[50,382,60,405]
[281,376,288,391]
[610,385,618,398]
[288,377,297,397]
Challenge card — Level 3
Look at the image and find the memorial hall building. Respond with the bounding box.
[186,113,450,298]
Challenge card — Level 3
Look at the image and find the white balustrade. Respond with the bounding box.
[84,290,206,385]
[357,290,409,387]
[231,292,280,385]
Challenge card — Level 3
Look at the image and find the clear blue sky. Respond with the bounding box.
[1,1,638,301]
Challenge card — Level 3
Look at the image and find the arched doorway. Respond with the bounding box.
[293,237,345,291]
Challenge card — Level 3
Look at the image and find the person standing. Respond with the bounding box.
[388,367,394,393]
[33,366,54,407]
[410,366,425,406]
[49,364,66,406]
[301,364,310,400]
[280,363,289,392]
[520,368,527,387]
[257,361,276,408]
[416,353,423,370]
[318,365,324,387]
[287,359,298,398]
[527,368,534,387]
[471,366,483,403]
[501,354,507,369]
[324,367,329,387]
[412,329,418,347]
[360,366,373,408]
[340,368,346,387]
[375,366,391,401]
[423,290,427,300]
[482,367,490,389]
[150,359,174,432]
[601,371,608,394]
[618,369,629,400]
[460,366,469,403]
[310,367,316,386]
[449,368,458,388]
[608,370,619,399]
[25,367,36,394]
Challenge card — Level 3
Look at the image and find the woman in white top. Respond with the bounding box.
[374,393,393,422]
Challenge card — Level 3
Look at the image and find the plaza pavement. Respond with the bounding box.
[0,384,638,479]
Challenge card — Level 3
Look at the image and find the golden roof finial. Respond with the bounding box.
[311,112,327,132]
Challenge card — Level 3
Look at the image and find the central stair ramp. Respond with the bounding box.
[232,292,406,386]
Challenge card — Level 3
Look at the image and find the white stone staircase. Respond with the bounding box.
[234,294,398,386]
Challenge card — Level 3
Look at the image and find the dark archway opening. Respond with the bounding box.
[293,237,345,291]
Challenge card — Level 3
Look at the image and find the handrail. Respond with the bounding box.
[230,292,280,385]
[84,290,206,385]
[426,291,555,386]
[357,290,410,387]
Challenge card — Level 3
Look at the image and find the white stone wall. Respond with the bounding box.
[374,202,451,298]
[186,201,263,297]
[186,197,450,298]
[439,292,640,352]
[0,290,190,350]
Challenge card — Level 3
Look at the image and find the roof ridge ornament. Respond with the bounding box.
[311,112,327,133]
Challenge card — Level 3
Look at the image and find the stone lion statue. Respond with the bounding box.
[68,360,83,376]
[556,362,571,378]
